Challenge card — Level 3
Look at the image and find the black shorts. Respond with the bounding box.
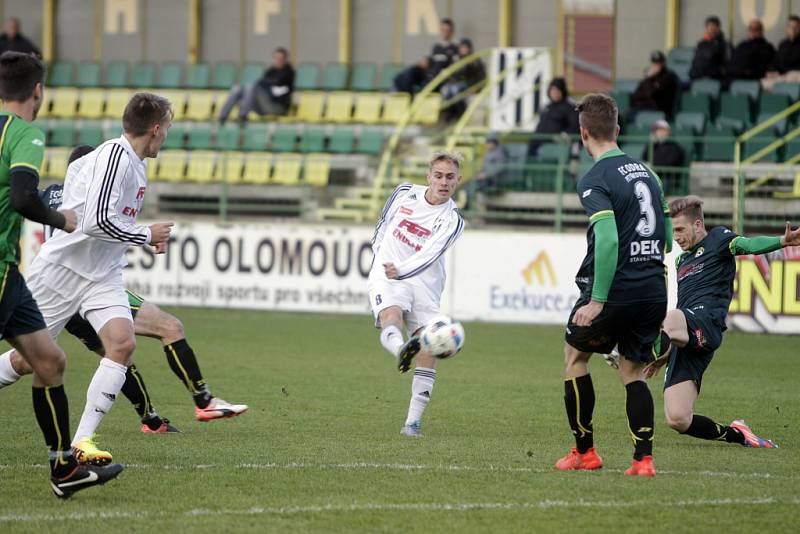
[565,295,666,364]
[663,306,724,391]
[64,289,143,352]
[0,263,47,340]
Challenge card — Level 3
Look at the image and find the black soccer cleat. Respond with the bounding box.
[50,463,124,499]
[397,336,421,373]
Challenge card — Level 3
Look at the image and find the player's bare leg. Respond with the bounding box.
[377,306,419,373]
[401,345,437,437]
[617,357,656,476]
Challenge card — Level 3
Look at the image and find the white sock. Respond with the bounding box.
[0,349,21,388]
[72,358,127,446]
[405,367,436,426]
[380,325,405,358]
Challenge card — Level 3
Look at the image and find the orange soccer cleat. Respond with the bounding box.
[624,455,656,477]
[555,447,604,470]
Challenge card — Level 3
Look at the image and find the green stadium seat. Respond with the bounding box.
[671,63,691,84]
[718,93,752,126]
[186,63,211,89]
[76,122,104,147]
[667,47,694,66]
[49,122,76,147]
[322,63,348,91]
[679,92,712,118]
[675,111,706,134]
[621,143,647,161]
[48,62,73,87]
[157,62,183,88]
[758,92,791,114]
[730,80,760,101]
[609,91,630,120]
[296,63,321,91]
[131,62,156,87]
[240,63,264,85]
[614,79,639,94]
[784,138,800,162]
[772,83,800,101]
[328,126,355,153]
[715,116,747,131]
[76,62,101,88]
[691,78,721,99]
[755,112,788,135]
[622,124,651,142]
[744,133,781,162]
[242,124,269,151]
[701,124,737,162]
[356,128,384,155]
[216,124,241,151]
[187,124,213,150]
[211,62,238,89]
[162,124,186,150]
[377,63,403,91]
[673,124,696,161]
[299,127,325,153]
[350,63,377,91]
[270,125,297,152]
[634,110,665,129]
[105,61,129,88]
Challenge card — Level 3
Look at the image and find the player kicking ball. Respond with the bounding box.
[368,151,465,436]
[607,196,798,448]
[557,94,672,477]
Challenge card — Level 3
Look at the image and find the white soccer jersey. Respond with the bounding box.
[37,136,151,281]
[369,183,464,296]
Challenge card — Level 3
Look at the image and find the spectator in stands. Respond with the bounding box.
[527,78,579,158]
[629,51,679,120]
[762,15,800,90]
[689,16,731,81]
[441,38,486,121]
[0,18,40,56]
[392,56,431,95]
[466,133,508,210]
[642,120,685,194]
[218,47,294,124]
[428,18,459,82]
[728,19,775,81]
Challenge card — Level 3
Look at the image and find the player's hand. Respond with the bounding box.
[59,209,77,233]
[149,222,173,245]
[383,262,398,279]
[153,241,167,254]
[573,300,604,327]
[780,221,800,247]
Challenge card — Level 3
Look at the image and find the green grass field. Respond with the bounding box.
[0,308,798,533]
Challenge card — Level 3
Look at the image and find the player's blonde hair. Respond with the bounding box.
[429,150,464,171]
[669,195,705,222]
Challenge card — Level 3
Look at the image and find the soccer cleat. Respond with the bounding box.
[141,417,181,434]
[72,436,113,465]
[624,455,656,477]
[730,420,778,448]
[603,346,620,369]
[195,397,249,421]
[397,337,421,373]
[643,356,668,379]
[51,463,124,499]
[400,421,421,437]
[554,447,604,470]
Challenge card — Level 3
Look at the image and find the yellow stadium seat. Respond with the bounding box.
[272,154,302,185]
[78,89,106,119]
[353,93,382,124]
[382,93,410,124]
[158,90,188,121]
[296,91,325,123]
[303,154,330,187]
[186,150,220,183]
[146,155,158,181]
[156,150,188,182]
[43,148,69,180]
[50,88,79,118]
[242,153,272,185]
[411,93,442,125]
[38,89,53,119]
[221,152,245,184]
[324,92,353,123]
[185,91,217,121]
[105,89,134,119]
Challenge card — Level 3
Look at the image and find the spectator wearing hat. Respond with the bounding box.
[642,120,685,194]
[441,38,486,121]
[527,78,579,158]
[629,51,679,120]
[762,15,800,90]
[689,15,732,80]
[728,19,776,81]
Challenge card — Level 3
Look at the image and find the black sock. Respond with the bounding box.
[564,374,595,453]
[625,381,654,460]
[120,364,157,421]
[164,339,212,408]
[32,385,78,477]
[657,330,672,357]
[683,415,745,444]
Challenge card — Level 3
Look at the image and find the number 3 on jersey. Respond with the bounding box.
[634,181,656,238]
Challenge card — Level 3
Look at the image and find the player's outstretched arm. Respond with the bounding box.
[729,222,800,256]
[393,213,465,280]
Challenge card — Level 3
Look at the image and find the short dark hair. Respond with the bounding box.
[705,15,721,26]
[0,51,45,102]
[576,93,618,142]
[441,18,454,28]
[68,145,94,165]
[789,15,800,24]
[669,195,704,222]
[273,47,288,57]
[122,93,173,136]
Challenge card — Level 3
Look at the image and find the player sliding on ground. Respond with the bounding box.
[368,151,465,436]
[606,196,799,447]
[557,94,671,477]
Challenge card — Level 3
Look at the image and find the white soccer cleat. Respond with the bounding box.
[602,346,620,369]
[195,397,249,421]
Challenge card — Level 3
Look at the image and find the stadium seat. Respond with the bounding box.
[701,124,737,161]
[622,123,650,142]
[49,121,76,147]
[271,125,298,152]
[186,63,211,89]
[621,143,647,161]
[411,93,442,125]
[76,62,101,88]
[673,124,696,161]
[216,124,241,151]
[324,92,353,123]
[675,111,706,134]
[156,150,188,182]
[350,63,377,91]
[242,124,269,151]
[730,80,760,101]
[211,62,238,89]
[162,124,186,150]
[772,82,800,101]
[78,88,106,119]
[744,133,781,163]
[48,62,73,87]
[295,63,321,91]
[296,91,325,123]
[377,63,403,91]
[272,154,302,185]
[667,47,694,66]
[355,128,384,155]
[187,124,213,150]
[679,92,712,118]
[105,61,129,88]
[105,89,134,118]
[609,91,630,120]
[353,93,383,124]
[671,63,691,84]
[718,93,752,127]
[159,90,188,121]
[715,116,747,131]
[185,90,217,121]
[221,151,245,183]
[156,62,183,89]
[131,62,157,87]
[322,63,348,91]
[186,150,221,182]
[758,92,791,114]
[50,88,79,118]
[613,79,639,94]
[382,93,410,123]
[37,89,53,119]
[303,154,330,186]
[634,110,665,129]
[77,123,104,147]
[43,148,70,180]
[240,63,263,85]
[755,112,788,134]
[691,78,721,100]
[299,127,326,153]
[328,126,355,153]
[146,154,159,181]
[242,153,272,184]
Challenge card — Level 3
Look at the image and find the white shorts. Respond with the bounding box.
[367,278,440,334]
[26,257,132,340]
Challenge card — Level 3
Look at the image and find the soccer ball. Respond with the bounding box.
[420,316,465,359]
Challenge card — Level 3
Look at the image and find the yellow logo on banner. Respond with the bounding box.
[522,252,557,287]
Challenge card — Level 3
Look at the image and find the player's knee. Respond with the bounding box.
[665,409,691,432]
[37,346,66,379]
[110,336,136,359]
[162,315,185,341]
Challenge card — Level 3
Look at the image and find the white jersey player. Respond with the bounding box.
[368,151,465,437]
[25,93,174,464]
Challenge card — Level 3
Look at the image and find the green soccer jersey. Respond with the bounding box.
[0,112,46,266]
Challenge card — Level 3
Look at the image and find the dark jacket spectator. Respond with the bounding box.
[527,78,579,157]
[630,51,679,118]
[393,56,430,94]
[453,39,485,86]
[768,16,800,74]
[0,18,40,56]
[689,16,731,80]
[429,18,459,81]
[218,47,294,123]
[642,120,685,194]
[728,20,775,80]
[256,62,295,111]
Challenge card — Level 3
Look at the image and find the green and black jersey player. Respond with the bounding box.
[555,93,671,477]
[646,196,798,448]
[0,52,123,497]
[0,145,248,428]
